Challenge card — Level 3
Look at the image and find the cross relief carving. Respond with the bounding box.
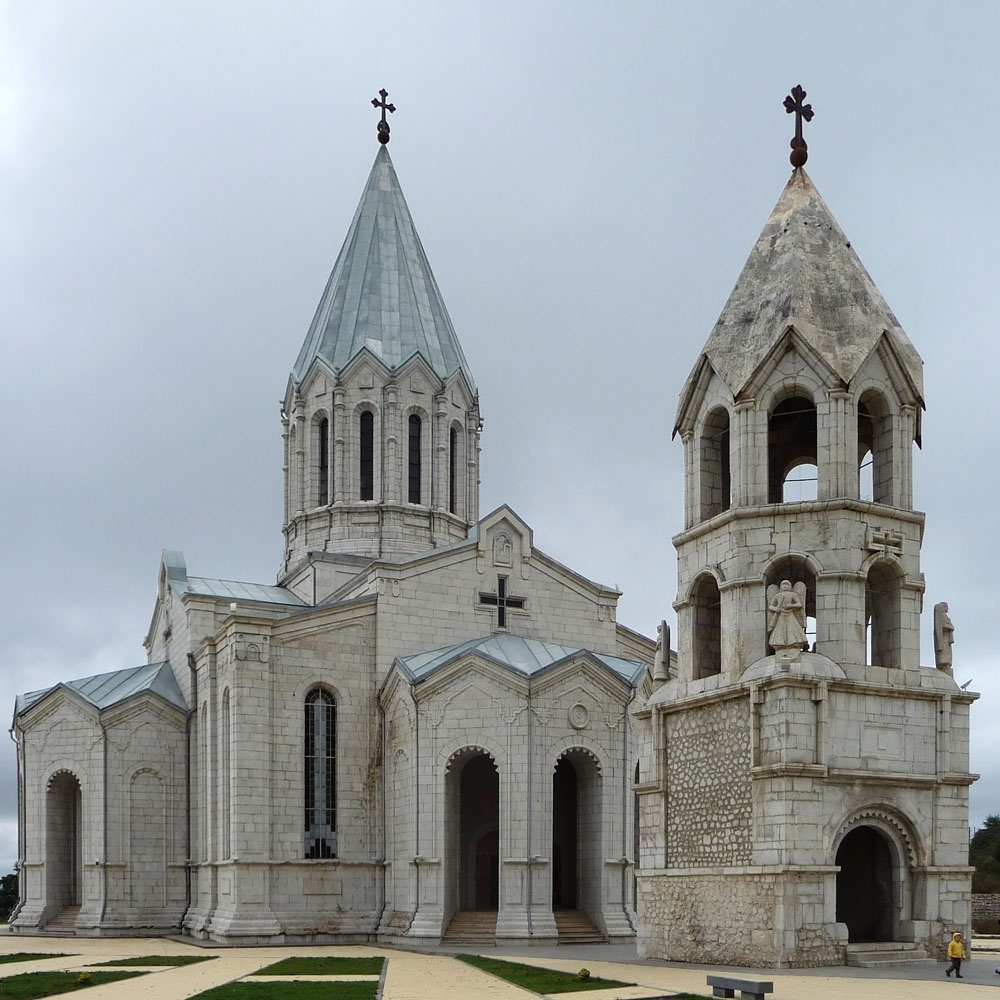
[867,526,904,555]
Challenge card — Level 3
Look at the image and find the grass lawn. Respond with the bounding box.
[254,956,384,976]
[457,954,632,993]
[191,983,377,999]
[92,954,217,967]
[0,970,144,999]
[0,954,72,965]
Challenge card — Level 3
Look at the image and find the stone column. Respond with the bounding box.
[822,388,854,499]
[681,431,695,529]
[897,405,916,510]
[294,406,306,516]
[384,382,400,504]
[333,386,346,503]
[467,411,481,524]
[433,393,448,510]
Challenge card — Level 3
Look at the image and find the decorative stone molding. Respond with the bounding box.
[834,806,919,867]
[568,703,590,730]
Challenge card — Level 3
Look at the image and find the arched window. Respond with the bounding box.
[858,392,893,504]
[699,407,730,520]
[449,426,459,514]
[691,574,722,678]
[866,562,903,667]
[765,557,817,652]
[304,688,336,859]
[408,414,422,504]
[220,690,231,860]
[359,411,374,501]
[768,395,817,503]
[317,418,329,506]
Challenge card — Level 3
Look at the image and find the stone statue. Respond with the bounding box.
[653,619,671,684]
[766,579,808,661]
[934,601,955,674]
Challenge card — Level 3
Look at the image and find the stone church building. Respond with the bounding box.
[11,104,976,966]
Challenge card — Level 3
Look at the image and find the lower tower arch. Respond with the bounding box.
[551,748,603,922]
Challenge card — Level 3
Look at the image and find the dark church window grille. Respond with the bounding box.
[317,418,329,506]
[449,427,458,514]
[478,575,526,629]
[304,688,336,858]
[408,414,422,504]
[359,411,374,501]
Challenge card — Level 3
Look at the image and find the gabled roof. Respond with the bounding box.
[676,168,923,429]
[292,146,476,390]
[176,576,307,607]
[16,661,187,717]
[395,634,646,686]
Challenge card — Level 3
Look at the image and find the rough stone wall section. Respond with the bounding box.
[972,894,1000,933]
[665,698,752,866]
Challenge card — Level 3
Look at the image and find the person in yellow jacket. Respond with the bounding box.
[946,931,967,978]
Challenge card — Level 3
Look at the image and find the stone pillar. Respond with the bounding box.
[822,388,854,499]
[333,386,346,503]
[681,431,695,529]
[897,404,916,510]
[384,382,400,504]
[732,401,755,508]
[281,417,290,526]
[467,411,481,524]
[433,393,448,510]
[294,406,306,516]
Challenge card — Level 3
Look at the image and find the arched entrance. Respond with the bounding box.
[46,772,82,914]
[552,749,602,916]
[836,825,895,941]
[452,752,499,911]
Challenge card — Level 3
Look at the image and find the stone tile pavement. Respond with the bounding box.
[1,933,999,998]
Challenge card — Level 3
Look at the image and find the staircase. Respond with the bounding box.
[554,909,605,944]
[43,905,80,934]
[846,941,936,967]
[442,910,497,945]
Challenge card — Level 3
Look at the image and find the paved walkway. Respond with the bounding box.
[0,933,998,998]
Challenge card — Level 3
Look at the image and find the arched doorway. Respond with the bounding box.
[47,772,82,915]
[552,750,602,916]
[836,826,895,941]
[454,752,499,911]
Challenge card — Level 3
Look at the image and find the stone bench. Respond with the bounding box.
[706,974,774,1000]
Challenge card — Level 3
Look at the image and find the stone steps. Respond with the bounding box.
[554,910,605,944]
[846,941,936,967]
[442,910,497,944]
[43,905,81,934]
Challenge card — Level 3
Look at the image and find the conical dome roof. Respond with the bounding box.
[292,146,475,389]
[677,168,923,428]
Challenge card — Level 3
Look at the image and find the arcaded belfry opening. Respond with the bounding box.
[46,771,82,916]
[699,407,730,520]
[866,561,903,667]
[857,391,893,504]
[765,556,816,651]
[552,750,602,919]
[445,750,499,914]
[768,395,817,503]
[836,826,896,942]
[690,573,722,678]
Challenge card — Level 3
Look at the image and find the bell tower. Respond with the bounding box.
[636,89,976,969]
[280,95,481,578]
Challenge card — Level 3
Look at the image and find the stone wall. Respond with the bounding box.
[665,697,751,866]
[972,894,1000,933]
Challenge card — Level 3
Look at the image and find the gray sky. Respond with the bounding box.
[3,1,999,873]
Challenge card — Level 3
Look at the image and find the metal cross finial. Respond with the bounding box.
[371,88,396,145]
[783,85,814,167]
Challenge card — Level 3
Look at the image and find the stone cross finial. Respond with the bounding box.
[783,85,814,167]
[371,88,396,145]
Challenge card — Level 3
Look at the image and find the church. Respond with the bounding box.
[10,90,976,967]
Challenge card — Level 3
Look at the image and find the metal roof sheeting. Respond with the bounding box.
[397,634,646,686]
[16,661,188,717]
[175,576,307,606]
[292,146,475,389]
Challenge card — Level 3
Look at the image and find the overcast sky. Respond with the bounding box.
[2,1,999,873]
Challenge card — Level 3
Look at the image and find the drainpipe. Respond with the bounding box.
[525,677,533,936]
[403,683,420,935]
[98,715,109,927]
[375,700,387,936]
[620,688,637,932]
[180,653,198,930]
[8,722,26,925]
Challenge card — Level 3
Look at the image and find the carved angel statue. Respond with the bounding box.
[766,579,808,653]
[933,601,955,673]
[653,619,671,683]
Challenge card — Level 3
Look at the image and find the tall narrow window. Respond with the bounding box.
[359,411,374,501]
[220,691,231,860]
[449,427,459,514]
[317,418,329,506]
[858,392,893,505]
[699,407,730,520]
[304,688,336,859]
[768,395,817,503]
[691,574,722,678]
[866,562,902,667]
[408,414,422,504]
